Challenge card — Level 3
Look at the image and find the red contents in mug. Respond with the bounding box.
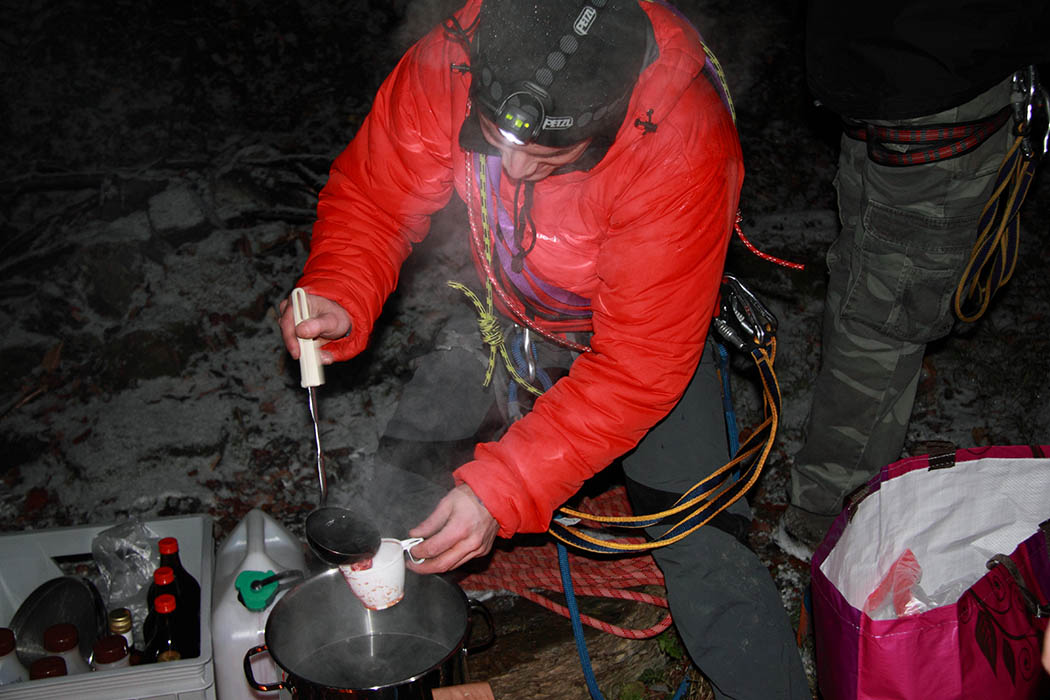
[349,557,373,571]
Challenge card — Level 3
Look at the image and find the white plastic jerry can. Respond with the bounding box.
[212,509,306,700]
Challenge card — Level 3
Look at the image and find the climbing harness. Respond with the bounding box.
[451,148,784,555]
[954,66,1047,322]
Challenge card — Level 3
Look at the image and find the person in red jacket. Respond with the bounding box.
[280,1,808,697]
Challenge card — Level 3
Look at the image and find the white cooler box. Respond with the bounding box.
[0,515,215,700]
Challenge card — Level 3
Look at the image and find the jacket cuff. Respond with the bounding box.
[453,462,525,539]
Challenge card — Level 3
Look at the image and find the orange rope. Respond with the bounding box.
[458,487,673,639]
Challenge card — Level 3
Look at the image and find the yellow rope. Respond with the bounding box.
[700,40,736,124]
[551,341,782,553]
[953,131,1027,323]
[448,152,544,397]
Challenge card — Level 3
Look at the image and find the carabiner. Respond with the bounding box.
[713,274,778,352]
[523,327,536,383]
[1012,65,1049,160]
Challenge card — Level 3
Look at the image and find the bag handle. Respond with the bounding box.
[985,518,1050,619]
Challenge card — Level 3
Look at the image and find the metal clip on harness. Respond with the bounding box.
[712,273,778,353]
[1012,65,1050,161]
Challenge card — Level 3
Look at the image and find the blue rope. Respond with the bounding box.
[716,342,740,456]
[558,543,691,699]
[558,542,605,699]
[558,342,741,698]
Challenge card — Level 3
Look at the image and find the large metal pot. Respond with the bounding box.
[244,567,492,698]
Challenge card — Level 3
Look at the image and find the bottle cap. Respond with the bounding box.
[108,608,132,634]
[235,570,280,612]
[92,634,129,664]
[30,656,67,679]
[154,566,175,585]
[155,593,177,614]
[43,623,78,653]
[0,627,14,656]
[158,537,180,555]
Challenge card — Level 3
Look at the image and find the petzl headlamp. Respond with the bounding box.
[492,82,552,145]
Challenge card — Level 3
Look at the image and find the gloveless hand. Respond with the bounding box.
[406,484,499,574]
[278,291,352,365]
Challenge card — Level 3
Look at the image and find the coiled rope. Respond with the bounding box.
[953,121,1037,322]
[550,340,780,555]
[459,486,674,639]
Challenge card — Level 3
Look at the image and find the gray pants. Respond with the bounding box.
[379,309,808,699]
[622,343,809,700]
[791,77,1017,515]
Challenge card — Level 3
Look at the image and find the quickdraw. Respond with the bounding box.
[712,272,778,353]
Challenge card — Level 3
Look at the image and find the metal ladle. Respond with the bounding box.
[305,506,381,567]
[292,288,380,566]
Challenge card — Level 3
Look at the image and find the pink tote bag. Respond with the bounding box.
[811,445,1050,699]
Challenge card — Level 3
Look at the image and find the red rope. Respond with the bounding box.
[734,218,805,271]
[458,486,673,639]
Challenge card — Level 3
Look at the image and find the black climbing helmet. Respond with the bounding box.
[469,0,650,147]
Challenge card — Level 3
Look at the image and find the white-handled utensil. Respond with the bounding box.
[291,288,327,505]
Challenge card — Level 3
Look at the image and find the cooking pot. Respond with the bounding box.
[244,567,492,698]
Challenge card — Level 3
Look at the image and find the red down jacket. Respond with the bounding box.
[298,0,743,538]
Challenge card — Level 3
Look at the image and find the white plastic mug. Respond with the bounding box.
[339,537,423,610]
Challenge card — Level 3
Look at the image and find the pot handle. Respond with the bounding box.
[244,644,287,693]
[466,598,496,652]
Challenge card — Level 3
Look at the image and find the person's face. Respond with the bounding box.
[478,115,591,182]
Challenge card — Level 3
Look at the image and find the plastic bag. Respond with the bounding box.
[863,548,933,619]
[91,519,161,646]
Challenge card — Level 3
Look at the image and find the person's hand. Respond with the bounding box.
[1043,623,1049,674]
[278,291,352,365]
[406,484,499,574]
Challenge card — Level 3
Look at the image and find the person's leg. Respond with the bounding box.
[623,341,809,700]
[788,77,1017,537]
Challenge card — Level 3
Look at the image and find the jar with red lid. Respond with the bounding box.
[28,656,67,680]
[42,623,91,675]
[91,634,130,671]
[0,627,29,685]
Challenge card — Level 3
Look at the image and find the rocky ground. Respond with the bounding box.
[1,1,1048,699]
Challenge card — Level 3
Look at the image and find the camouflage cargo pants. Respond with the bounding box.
[791,77,1017,516]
